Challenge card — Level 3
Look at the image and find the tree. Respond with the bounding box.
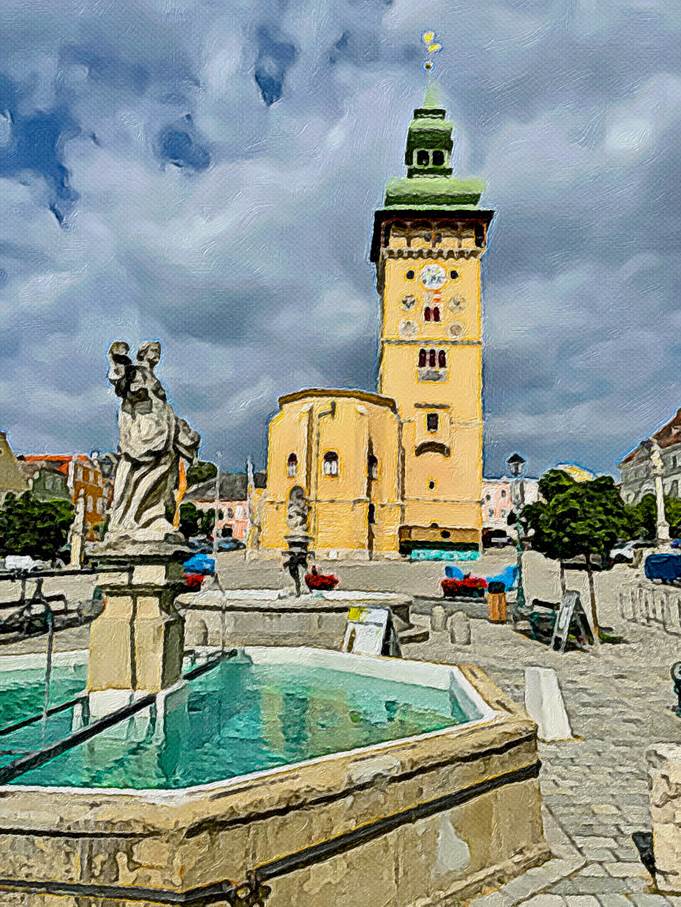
[0,492,74,560]
[186,460,217,487]
[178,502,201,539]
[521,472,631,640]
[199,507,224,537]
[625,493,681,541]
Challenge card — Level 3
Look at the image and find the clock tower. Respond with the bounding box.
[370,87,494,553]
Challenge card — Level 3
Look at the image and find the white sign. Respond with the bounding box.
[342,606,400,657]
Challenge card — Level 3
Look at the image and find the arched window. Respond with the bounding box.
[424,306,431,321]
[429,349,436,368]
[418,348,427,367]
[323,451,339,476]
[368,454,378,480]
[416,149,429,166]
[287,453,297,477]
[432,306,440,322]
[438,349,447,368]
[432,149,445,166]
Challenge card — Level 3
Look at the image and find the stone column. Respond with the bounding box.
[646,439,671,549]
[87,544,187,715]
[647,743,681,893]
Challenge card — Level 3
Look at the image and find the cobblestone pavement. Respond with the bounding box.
[406,587,681,905]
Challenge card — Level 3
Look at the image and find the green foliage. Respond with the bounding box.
[178,503,225,539]
[625,493,681,540]
[179,502,201,539]
[186,460,217,487]
[0,492,74,560]
[522,475,630,563]
[537,468,578,503]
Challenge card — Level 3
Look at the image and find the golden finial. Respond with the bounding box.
[422,30,442,73]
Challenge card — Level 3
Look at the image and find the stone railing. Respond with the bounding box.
[618,579,681,636]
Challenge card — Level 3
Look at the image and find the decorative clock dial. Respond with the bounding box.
[420,264,446,289]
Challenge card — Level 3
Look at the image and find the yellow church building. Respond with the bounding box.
[259,89,493,558]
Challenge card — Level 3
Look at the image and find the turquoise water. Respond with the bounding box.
[7,661,479,790]
[0,663,86,727]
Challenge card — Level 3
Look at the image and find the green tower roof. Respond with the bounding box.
[382,87,484,209]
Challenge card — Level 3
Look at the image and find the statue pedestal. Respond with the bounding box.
[87,543,188,706]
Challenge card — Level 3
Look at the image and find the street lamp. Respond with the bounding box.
[506,453,527,616]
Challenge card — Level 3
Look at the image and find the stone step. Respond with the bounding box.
[399,626,430,645]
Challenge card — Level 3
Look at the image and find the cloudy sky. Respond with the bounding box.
[1,0,680,477]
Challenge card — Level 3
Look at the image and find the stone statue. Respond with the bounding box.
[287,485,309,535]
[104,341,200,547]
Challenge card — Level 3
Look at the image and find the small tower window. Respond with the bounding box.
[368,454,378,480]
[418,348,427,367]
[406,269,415,280]
[450,270,459,279]
[438,349,447,368]
[428,481,436,490]
[323,451,339,476]
[368,502,376,524]
[432,150,445,166]
[432,306,440,322]
[416,149,430,166]
[429,349,436,368]
[427,413,439,432]
[287,453,297,477]
[424,306,431,322]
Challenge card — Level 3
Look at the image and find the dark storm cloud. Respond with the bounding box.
[0,0,680,477]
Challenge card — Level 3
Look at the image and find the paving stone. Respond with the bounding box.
[602,863,649,879]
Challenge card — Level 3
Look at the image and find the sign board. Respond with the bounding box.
[342,606,401,657]
[550,591,594,653]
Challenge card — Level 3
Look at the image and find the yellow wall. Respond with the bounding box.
[260,391,402,557]
[375,221,486,546]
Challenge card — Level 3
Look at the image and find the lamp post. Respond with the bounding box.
[507,453,527,615]
[212,450,223,559]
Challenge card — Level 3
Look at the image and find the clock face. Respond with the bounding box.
[420,264,446,289]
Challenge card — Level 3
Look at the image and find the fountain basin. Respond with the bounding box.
[179,587,414,649]
[0,647,548,905]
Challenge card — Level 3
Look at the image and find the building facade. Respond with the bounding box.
[185,472,266,541]
[0,431,28,502]
[482,477,539,533]
[620,409,681,504]
[19,454,106,537]
[260,91,492,557]
[18,461,70,503]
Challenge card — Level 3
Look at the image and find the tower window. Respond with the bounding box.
[368,454,378,480]
[432,150,445,166]
[450,270,459,279]
[428,481,436,490]
[438,349,447,368]
[368,502,376,524]
[429,349,436,368]
[427,413,439,432]
[418,348,427,367]
[424,306,431,322]
[287,453,298,477]
[416,149,430,166]
[323,451,339,476]
[406,269,415,280]
[432,306,440,322]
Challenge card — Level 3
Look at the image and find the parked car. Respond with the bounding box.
[609,540,649,565]
[304,568,339,592]
[644,553,681,585]
[482,529,513,548]
[215,538,245,552]
[2,555,47,573]
[562,553,609,571]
